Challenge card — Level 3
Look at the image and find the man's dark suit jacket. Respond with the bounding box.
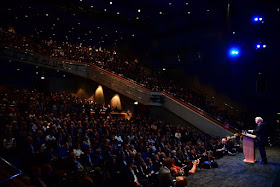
[158,166,174,187]
[80,153,94,168]
[122,166,138,187]
[252,122,268,142]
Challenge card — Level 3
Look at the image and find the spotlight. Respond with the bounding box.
[229,48,240,57]
[231,50,238,55]
[253,17,263,22]
[263,45,266,48]
[256,44,261,49]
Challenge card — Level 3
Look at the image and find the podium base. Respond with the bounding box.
[243,159,255,163]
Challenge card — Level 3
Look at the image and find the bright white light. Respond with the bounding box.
[136,17,139,19]
[134,101,138,105]
[169,3,172,6]
[233,32,235,34]
[254,17,258,21]
[117,12,120,14]
[41,76,45,80]
[46,14,48,16]
[110,2,112,5]
[36,72,38,74]
[104,9,107,11]
[186,3,189,5]
[229,48,240,57]
[159,12,163,15]
[259,18,262,21]
[257,44,261,48]
[188,12,191,15]
[138,9,141,13]
[263,45,266,48]
[163,68,166,71]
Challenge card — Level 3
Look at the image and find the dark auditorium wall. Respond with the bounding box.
[148,106,196,129]
[180,60,280,117]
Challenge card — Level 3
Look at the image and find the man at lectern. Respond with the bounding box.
[248,117,268,164]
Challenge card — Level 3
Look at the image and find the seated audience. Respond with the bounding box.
[0,88,238,186]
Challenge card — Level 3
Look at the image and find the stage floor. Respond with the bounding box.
[188,145,280,187]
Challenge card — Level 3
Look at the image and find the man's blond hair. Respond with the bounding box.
[255,117,263,122]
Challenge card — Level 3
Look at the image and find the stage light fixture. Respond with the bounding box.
[253,17,263,22]
[229,48,240,57]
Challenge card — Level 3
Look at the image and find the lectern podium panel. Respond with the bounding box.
[242,133,256,163]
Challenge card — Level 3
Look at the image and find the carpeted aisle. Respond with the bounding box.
[188,146,280,187]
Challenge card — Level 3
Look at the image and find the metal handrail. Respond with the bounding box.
[0,157,23,184]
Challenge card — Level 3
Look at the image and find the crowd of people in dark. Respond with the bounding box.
[0,29,252,131]
[0,88,241,186]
